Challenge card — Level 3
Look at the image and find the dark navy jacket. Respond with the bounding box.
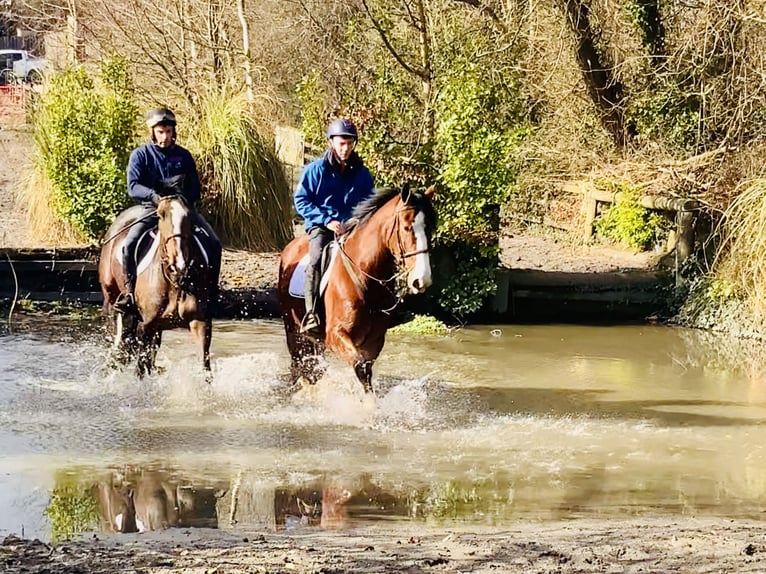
[127,142,201,206]
[294,150,375,231]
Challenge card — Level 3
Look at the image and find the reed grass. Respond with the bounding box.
[715,179,766,316]
[187,90,293,251]
[18,164,84,246]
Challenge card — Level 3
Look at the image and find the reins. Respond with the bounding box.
[335,203,428,314]
[100,209,159,246]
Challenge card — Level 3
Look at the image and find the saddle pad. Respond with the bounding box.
[288,243,339,298]
[116,226,211,275]
[115,230,160,275]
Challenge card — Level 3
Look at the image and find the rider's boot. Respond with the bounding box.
[114,280,136,313]
[300,270,321,335]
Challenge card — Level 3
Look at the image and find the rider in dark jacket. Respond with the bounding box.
[293,118,375,334]
[114,108,222,313]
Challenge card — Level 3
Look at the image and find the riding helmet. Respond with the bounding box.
[326,118,358,140]
[146,108,177,128]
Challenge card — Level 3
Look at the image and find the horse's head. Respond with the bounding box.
[391,185,437,294]
[156,195,193,285]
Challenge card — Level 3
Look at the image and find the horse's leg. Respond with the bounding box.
[353,360,374,394]
[135,321,157,378]
[327,326,377,394]
[189,319,212,375]
[286,329,325,388]
[113,312,123,350]
[150,330,162,373]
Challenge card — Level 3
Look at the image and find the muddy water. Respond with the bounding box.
[3,318,766,540]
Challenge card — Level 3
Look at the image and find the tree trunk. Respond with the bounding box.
[236,0,254,103]
[560,0,627,146]
[416,0,434,143]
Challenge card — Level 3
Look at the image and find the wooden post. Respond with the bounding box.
[582,190,597,242]
[675,208,696,263]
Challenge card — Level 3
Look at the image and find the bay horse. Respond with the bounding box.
[278,185,436,394]
[98,195,217,378]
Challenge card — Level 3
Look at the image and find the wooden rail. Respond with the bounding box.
[561,182,700,264]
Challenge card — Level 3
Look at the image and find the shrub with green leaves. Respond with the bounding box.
[594,186,667,250]
[296,70,327,153]
[33,56,138,242]
[389,314,449,335]
[433,62,529,318]
[625,83,701,154]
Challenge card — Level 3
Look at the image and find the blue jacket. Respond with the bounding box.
[294,150,375,231]
[127,142,201,206]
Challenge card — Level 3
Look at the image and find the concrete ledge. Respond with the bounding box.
[0,247,280,319]
[490,267,672,322]
[1,248,672,323]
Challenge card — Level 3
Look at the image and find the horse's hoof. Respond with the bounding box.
[291,377,319,401]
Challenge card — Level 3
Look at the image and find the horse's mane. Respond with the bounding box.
[345,186,436,233]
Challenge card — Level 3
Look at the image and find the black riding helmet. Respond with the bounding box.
[146,108,177,128]
[326,118,358,140]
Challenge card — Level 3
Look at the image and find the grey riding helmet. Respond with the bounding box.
[146,108,177,128]
[326,118,358,140]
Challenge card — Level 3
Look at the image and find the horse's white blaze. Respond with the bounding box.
[409,211,432,293]
[171,201,186,270]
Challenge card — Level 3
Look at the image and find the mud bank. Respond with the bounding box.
[0,247,670,322]
[4,516,766,573]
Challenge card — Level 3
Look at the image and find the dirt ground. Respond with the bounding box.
[5,126,756,572]
[4,517,766,573]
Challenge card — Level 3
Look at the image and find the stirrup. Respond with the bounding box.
[299,311,321,334]
[113,292,135,313]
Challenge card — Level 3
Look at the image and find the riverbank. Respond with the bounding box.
[4,516,766,573]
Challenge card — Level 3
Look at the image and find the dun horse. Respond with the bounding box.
[98,195,217,377]
[278,185,436,393]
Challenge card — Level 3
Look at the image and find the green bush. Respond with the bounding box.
[45,483,99,541]
[389,314,449,335]
[296,70,327,152]
[625,83,701,153]
[432,239,499,319]
[594,186,667,250]
[432,62,529,318]
[33,56,138,242]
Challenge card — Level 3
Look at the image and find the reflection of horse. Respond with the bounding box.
[277,186,436,393]
[98,195,218,377]
[96,470,224,533]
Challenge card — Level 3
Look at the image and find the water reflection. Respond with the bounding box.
[8,318,766,541]
[52,466,410,538]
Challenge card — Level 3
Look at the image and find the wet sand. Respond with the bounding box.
[4,517,766,573]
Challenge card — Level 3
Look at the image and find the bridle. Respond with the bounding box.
[158,197,194,289]
[337,199,431,313]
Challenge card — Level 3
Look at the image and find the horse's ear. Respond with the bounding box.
[400,183,412,204]
[424,185,436,200]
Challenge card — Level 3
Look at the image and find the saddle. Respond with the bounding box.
[117,220,214,275]
[288,241,339,299]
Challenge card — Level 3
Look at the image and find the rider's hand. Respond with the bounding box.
[327,220,344,235]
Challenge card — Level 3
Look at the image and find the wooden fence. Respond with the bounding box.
[551,182,700,265]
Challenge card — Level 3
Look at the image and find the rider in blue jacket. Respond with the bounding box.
[293,118,375,334]
[114,108,222,313]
